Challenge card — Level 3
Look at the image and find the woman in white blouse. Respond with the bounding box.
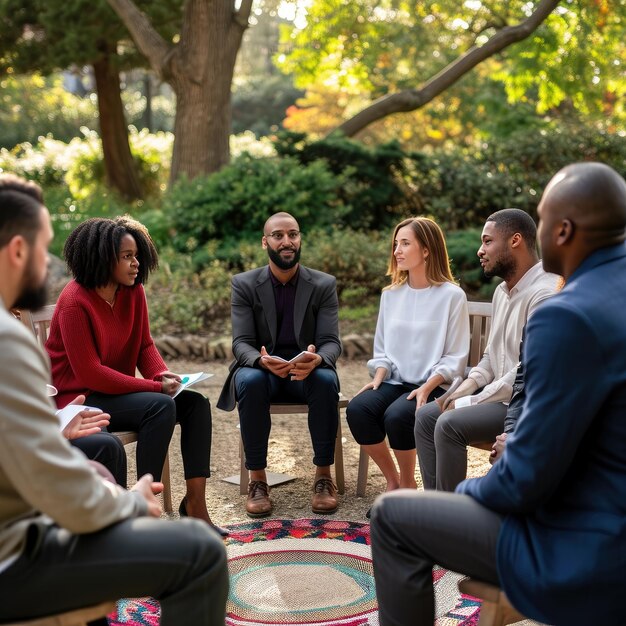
[346,217,469,500]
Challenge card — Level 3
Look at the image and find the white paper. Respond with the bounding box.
[172,372,214,398]
[270,351,314,364]
[55,405,102,430]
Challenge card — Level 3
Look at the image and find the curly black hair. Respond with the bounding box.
[64,216,159,289]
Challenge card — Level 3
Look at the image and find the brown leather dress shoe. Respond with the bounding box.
[246,480,272,518]
[311,477,338,514]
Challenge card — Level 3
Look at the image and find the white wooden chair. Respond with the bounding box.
[17,306,173,512]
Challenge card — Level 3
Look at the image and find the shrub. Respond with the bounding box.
[167,153,351,259]
[273,131,419,230]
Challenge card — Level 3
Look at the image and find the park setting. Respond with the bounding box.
[0,1,625,626]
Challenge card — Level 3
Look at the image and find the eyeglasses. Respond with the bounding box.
[266,230,301,241]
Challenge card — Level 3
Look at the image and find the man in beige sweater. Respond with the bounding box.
[0,174,228,625]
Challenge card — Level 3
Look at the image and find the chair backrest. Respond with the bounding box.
[16,304,56,349]
[467,300,492,368]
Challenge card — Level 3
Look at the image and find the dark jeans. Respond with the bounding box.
[234,366,339,470]
[71,432,128,488]
[371,490,502,626]
[414,400,507,491]
[0,517,228,626]
[88,390,211,482]
[346,382,444,450]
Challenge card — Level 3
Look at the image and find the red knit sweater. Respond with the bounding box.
[47,280,167,408]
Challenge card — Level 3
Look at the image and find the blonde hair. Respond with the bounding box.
[385,217,456,289]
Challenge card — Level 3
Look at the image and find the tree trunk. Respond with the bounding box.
[105,0,252,184]
[92,50,144,200]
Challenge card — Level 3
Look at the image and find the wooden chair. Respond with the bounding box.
[3,601,116,626]
[16,306,173,512]
[355,300,493,496]
[458,578,526,626]
[238,398,348,496]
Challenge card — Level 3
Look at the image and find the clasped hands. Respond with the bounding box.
[259,344,322,380]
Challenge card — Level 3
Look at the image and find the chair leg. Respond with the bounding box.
[356,446,369,497]
[161,450,172,513]
[334,417,345,495]
[239,436,247,495]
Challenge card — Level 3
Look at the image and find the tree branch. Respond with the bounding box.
[332,0,561,138]
[106,0,173,79]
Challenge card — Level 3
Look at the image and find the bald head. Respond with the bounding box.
[264,212,299,234]
[537,162,626,277]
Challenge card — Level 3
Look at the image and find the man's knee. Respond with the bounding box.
[235,367,269,399]
[434,409,463,446]
[414,402,440,441]
[306,368,339,397]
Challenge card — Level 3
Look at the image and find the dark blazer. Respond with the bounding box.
[458,243,626,625]
[217,265,342,411]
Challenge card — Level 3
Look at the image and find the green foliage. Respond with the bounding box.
[0,128,171,205]
[145,253,232,335]
[232,74,304,137]
[409,125,626,229]
[0,74,98,149]
[0,0,183,76]
[277,0,626,142]
[167,153,351,262]
[273,131,418,229]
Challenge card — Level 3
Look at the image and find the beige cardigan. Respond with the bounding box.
[0,300,146,566]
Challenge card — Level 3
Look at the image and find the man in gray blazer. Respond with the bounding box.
[218,212,342,517]
[0,174,228,625]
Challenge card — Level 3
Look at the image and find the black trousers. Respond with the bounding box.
[346,382,444,450]
[371,490,502,626]
[0,517,228,625]
[71,432,128,488]
[234,367,339,470]
[88,390,211,482]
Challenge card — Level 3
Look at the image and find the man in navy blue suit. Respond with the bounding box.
[370,162,626,626]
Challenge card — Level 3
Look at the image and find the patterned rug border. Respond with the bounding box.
[108,518,489,626]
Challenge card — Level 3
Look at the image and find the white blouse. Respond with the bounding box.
[367,281,469,386]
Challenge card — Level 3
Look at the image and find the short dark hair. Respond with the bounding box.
[0,174,44,249]
[486,208,537,250]
[64,216,159,289]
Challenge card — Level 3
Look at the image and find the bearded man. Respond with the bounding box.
[218,212,342,518]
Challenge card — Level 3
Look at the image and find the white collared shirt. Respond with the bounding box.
[460,262,558,406]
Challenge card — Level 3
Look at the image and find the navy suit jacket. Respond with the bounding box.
[458,243,626,625]
[217,264,342,411]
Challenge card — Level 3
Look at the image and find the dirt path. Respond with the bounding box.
[126,358,493,525]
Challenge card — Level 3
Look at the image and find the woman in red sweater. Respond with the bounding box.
[47,216,227,536]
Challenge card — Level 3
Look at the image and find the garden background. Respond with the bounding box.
[1,0,624,340]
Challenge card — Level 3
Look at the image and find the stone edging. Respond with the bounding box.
[154,333,374,361]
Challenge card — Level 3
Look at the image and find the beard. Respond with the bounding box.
[483,255,516,282]
[267,244,301,270]
[13,259,48,311]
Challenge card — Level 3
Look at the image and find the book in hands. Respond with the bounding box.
[270,351,315,364]
[173,372,214,398]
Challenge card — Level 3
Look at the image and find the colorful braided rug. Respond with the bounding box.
[106,518,535,626]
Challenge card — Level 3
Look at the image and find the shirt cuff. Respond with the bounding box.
[454,395,474,409]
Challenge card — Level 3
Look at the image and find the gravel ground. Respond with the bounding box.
[125,357,493,526]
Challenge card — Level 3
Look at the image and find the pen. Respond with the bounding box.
[181,376,189,384]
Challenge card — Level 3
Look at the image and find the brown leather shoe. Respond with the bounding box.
[311,477,338,514]
[246,480,272,518]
